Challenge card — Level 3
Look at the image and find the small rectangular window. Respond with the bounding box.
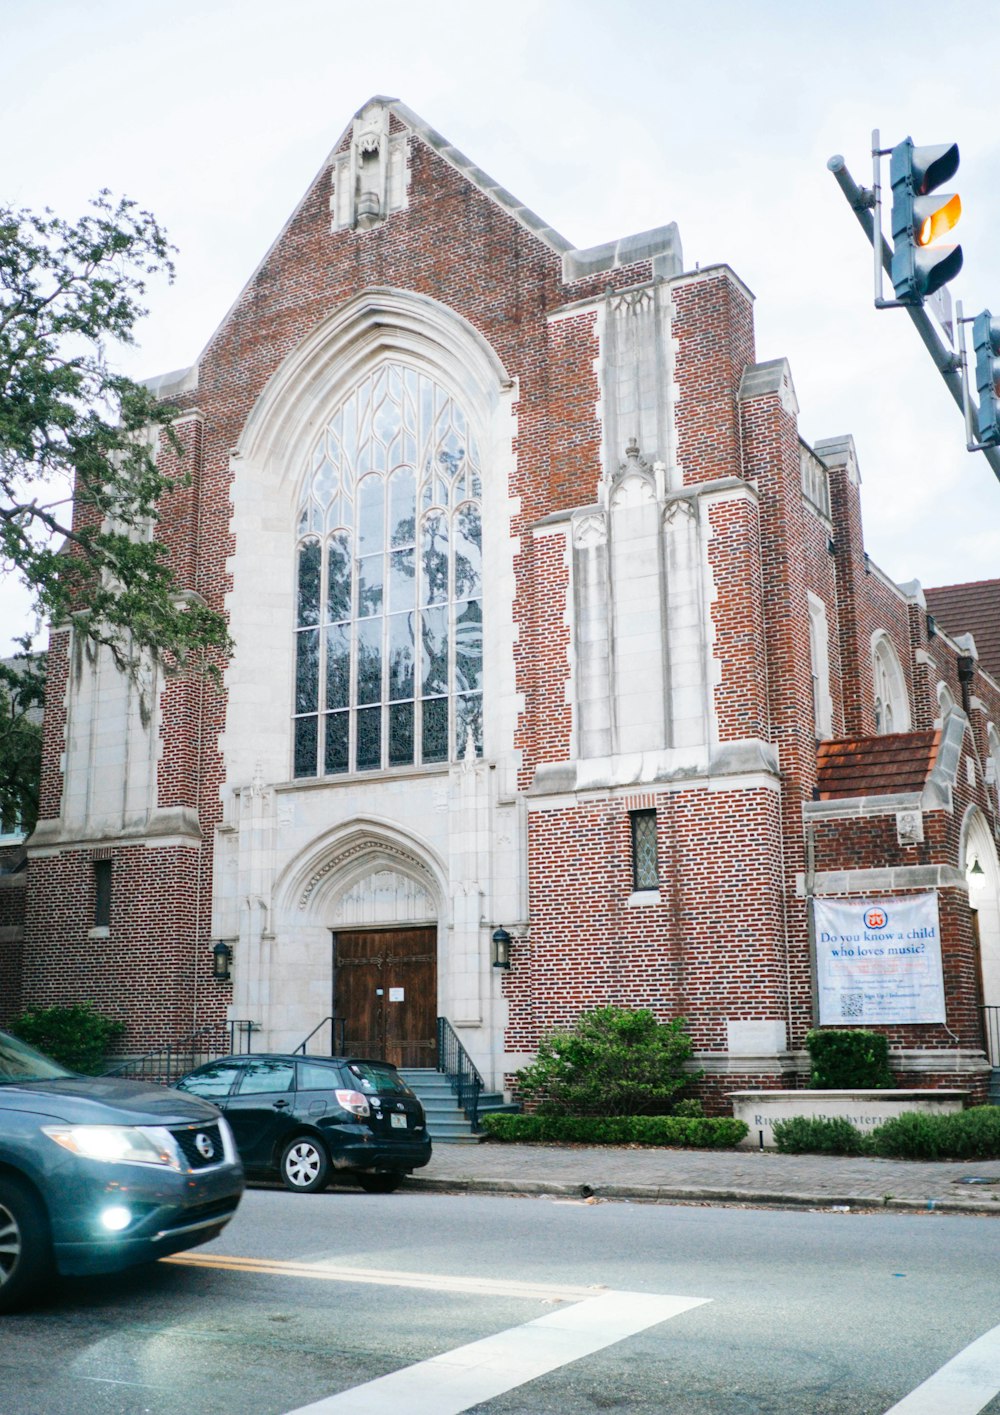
[93,859,112,928]
[630,810,658,891]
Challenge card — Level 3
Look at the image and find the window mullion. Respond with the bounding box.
[317,538,328,774]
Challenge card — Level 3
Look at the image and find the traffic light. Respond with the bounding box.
[889,137,963,303]
[973,310,1000,445]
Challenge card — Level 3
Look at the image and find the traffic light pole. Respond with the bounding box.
[827,152,1000,484]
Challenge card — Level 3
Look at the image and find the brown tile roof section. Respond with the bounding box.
[925,579,1000,682]
[816,730,940,800]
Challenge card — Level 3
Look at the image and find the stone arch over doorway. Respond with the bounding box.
[270,821,447,1063]
[962,808,1000,1064]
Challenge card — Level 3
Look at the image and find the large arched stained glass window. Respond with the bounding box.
[294,363,483,777]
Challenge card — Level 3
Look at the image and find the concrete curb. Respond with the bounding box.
[405,1173,1000,1216]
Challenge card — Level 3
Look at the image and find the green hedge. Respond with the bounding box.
[8,1003,125,1074]
[869,1107,1000,1160]
[771,1107,1000,1160]
[771,1115,869,1155]
[805,1028,895,1089]
[479,1112,748,1148]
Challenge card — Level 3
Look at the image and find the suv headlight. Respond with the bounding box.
[42,1124,180,1168]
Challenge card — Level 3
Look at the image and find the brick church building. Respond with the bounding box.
[7,98,1000,1105]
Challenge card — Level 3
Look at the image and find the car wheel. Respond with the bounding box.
[358,1172,404,1194]
[279,1137,330,1193]
[0,1177,52,1314]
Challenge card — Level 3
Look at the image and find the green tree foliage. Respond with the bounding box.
[9,1002,125,1073]
[0,637,44,834]
[515,1006,701,1117]
[0,193,231,676]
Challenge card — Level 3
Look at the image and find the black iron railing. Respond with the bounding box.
[228,1019,256,1055]
[102,1023,227,1085]
[293,1016,346,1056]
[983,1006,1000,1067]
[436,1016,484,1131]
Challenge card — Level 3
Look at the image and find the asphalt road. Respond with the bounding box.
[4,1187,1000,1414]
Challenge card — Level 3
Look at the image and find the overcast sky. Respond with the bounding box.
[3,0,998,653]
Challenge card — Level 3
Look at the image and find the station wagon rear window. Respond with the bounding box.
[346,1062,411,1095]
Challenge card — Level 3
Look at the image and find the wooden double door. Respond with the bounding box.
[333,926,437,1068]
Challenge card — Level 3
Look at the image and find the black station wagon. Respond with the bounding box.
[174,1054,431,1193]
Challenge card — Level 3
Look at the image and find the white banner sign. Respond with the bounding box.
[814,894,945,1025]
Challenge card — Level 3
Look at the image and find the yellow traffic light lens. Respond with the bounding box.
[917,193,961,246]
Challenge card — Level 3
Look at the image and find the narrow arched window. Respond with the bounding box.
[293,363,483,776]
[872,633,910,736]
[807,593,833,740]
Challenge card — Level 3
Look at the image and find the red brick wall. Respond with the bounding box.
[708,492,769,743]
[673,269,756,487]
[508,786,786,1054]
[22,844,228,1051]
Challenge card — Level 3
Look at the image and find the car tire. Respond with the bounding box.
[358,1172,404,1194]
[279,1137,330,1193]
[0,1177,53,1314]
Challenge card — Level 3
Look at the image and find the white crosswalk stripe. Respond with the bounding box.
[282,1288,710,1415]
[883,1320,1000,1415]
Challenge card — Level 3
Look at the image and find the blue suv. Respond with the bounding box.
[0,1029,244,1312]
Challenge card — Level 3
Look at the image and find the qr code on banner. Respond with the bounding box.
[840,992,864,1020]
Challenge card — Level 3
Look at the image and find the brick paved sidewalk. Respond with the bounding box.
[410,1141,1000,1215]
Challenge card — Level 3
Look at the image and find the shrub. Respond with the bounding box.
[672,1098,705,1119]
[805,1029,896,1089]
[771,1115,869,1156]
[947,1107,1000,1158]
[766,1106,1000,1161]
[479,1112,748,1148]
[869,1107,1000,1160]
[514,1007,701,1117]
[8,1003,125,1074]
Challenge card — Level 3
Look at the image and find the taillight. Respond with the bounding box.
[335,1088,370,1117]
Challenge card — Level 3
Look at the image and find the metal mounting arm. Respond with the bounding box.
[827,152,1000,484]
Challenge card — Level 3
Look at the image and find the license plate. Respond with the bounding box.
[390,1112,407,1129]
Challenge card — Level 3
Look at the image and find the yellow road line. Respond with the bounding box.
[163,1252,601,1303]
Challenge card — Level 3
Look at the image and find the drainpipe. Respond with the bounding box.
[956,655,976,717]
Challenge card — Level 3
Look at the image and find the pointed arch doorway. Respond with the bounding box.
[966,810,1000,1066]
[333,925,438,1067]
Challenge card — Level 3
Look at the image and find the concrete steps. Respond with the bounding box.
[398,1067,519,1144]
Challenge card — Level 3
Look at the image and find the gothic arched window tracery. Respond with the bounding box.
[293,362,483,777]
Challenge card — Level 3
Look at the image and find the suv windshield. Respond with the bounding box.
[0,1030,74,1084]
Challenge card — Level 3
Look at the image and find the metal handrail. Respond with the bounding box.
[436,1016,485,1130]
[228,1019,256,1055]
[293,1016,346,1056]
[102,1023,226,1085]
[983,1006,1000,1067]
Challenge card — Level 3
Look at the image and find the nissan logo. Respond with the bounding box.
[194,1132,215,1160]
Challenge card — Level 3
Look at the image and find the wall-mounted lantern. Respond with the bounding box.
[212,940,233,981]
[491,927,512,970]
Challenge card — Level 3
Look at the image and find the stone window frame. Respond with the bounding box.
[872,631,911,735]
[92,858,112,931]
[292,360,484,779]
[800,447,831,520]
[807,592,833,740]
[630,809,659,893]
[987,723,1000,817]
